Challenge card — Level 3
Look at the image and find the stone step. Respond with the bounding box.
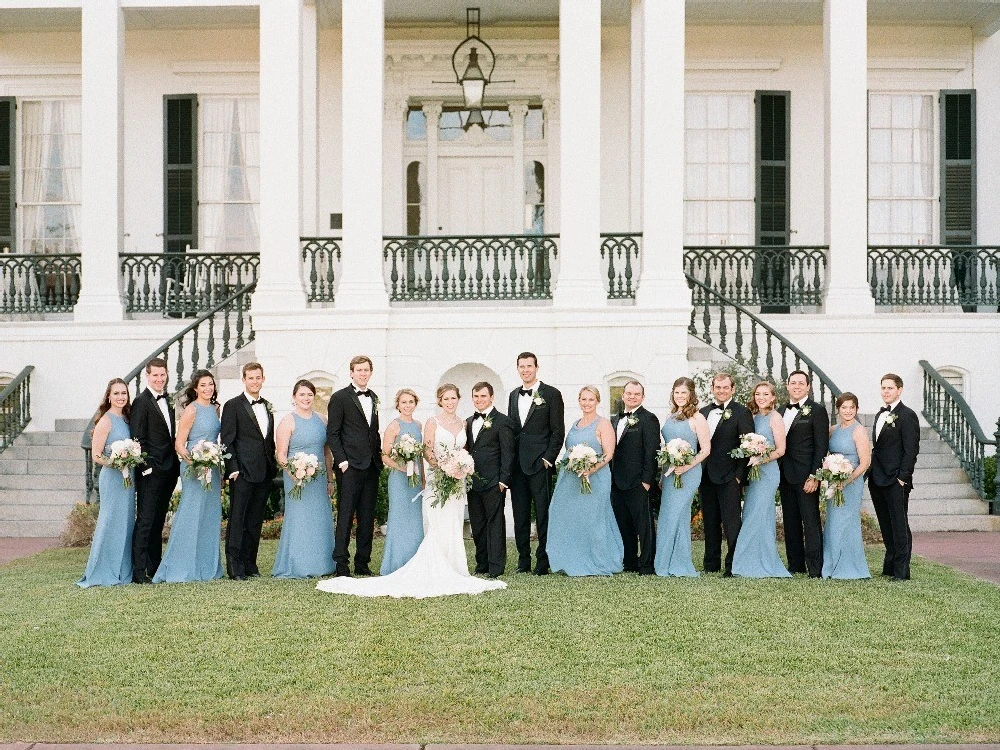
[917,440,956,454]
[0,489,84,506]
[0,503,73,521]
[0,458,83,476]
[16,431,86,447]
[54,418,93,433]
[0,519,65,537]
[0,474,86,491]
[915,452,961,469]
[909,483,982,501]
[907,498,992,515]
[910,468,972,484]
[0,444,84,461]
[910,514,1000,532]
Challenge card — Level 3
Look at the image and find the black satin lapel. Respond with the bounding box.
[242,398,265,438]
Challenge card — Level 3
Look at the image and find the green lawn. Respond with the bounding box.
[1,540,998,744]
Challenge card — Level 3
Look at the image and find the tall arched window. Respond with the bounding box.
[406,161,426,235]
[524,161,544,234]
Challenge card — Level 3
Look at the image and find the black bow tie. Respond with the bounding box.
[619,411,633,419]
[472,412,487,421]
[249,398,263,406]
[356,390,370,398]
[787,403,799,411]
[154,393,167,401]
[879,405,892,414]
[519,388,533,397]
[715,403,726,410]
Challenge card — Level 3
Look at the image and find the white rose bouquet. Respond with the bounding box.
[283,451,324,500]
[728,432,774,482]
[813,453,855,507]
[107,439,147,489]
[430,447,475,508]
[557,444,602,494]
[390,433,425,487]
[186,439,230,490]
[656,438,695,489]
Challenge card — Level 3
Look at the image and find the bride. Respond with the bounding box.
[316,383,507,599]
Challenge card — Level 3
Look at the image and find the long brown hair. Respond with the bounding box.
[183,369,219,408]
[748,381,778,415]
[96,378,132,424]
[670,377,698,420]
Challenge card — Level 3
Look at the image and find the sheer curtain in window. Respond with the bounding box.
[20,100,81,254]
[868,94,934,246]
[199,98,259,254]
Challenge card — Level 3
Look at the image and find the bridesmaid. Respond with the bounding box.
[823,392,872,579]
[732,381,791,578]
[154,370,224,583]
[380,388,425,575]
[655,377,710,577]
[78,379,135,588]
[272,379,336,578]
[548,386,623,576]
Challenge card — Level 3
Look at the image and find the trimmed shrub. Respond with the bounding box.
[60,503,100,548]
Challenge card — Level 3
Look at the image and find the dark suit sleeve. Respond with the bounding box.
[810,404,830,475]
[327,393,348,467]
[220,400,239,476]
[737,406,755,483]
[899,408,920,485]
[544,387,565,465]
[130,396,152,472]
[507,390,519,433]
[498,415,516,488]
[640,412,661,486]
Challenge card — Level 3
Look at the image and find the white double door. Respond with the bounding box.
[436,156,516,235]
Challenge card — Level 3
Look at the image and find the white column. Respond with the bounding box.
[383,98,407,235]
[823,0,874,314]
[629,0,643,231]
[337,0,389,309]
[635,0,689,308]
[553,0,605,308]
[301,0,319,237]
[422,102,442,233]
[509,101,529,232]
[75,0,124,323]
[254,0,307,313]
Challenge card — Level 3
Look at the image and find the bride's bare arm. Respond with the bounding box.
[423,417,439,468]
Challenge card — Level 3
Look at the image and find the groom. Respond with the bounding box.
[466,382,515,578]
[327,355,382,577]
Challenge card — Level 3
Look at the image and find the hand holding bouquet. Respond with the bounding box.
[186,439,230,490]
[557,444,602,494]
[813,453,854,507]
[728,433,774,482]
[431,447,475,507]
[107,439,147,489]
[283,451,324,499]
[390,433,425,487]
[656,438,695,489]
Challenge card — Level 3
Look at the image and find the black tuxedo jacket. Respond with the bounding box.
[130,388,179,475]
[610,405,661,491]
[507,382,565,475]
[778,398,830,485]
[699,401,754,485]
[867,401,920,487]
[220,394,277,484]
[466,407,515,493]
[327,385,382,472]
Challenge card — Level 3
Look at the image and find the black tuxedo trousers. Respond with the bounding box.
[467,485,507,575]
[869,480,912,579]
[700,478,742,574]
[226,475,271,578]
[333,463,380,573]
[779,480,823,576]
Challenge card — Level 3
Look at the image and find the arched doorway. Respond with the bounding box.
[437,362,505,415]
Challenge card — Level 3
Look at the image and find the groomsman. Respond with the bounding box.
[508,352,565,575]
[130,358,179,584]
[327,355,382,577]
[778,370,830,577]
[610,380,660,575]
[466,381,515,578]
[867,373,920,580]
[699,372,754,576]
[220,362,277,580]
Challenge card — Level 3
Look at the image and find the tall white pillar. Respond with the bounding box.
[337,0,389,309]
[553,0,605,308]
[383,98,407,235]
[509,101,529,232]
[635,0,689,308]
[75,0,124,323]
[301,0,319,237]
[823,0,874,314]
[629,0,643,231]
[422,102,442,234]
[254,0,307,313]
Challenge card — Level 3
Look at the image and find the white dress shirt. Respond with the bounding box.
[517,381,538,425]
[471,411,489,442]
[707,399,731,438]
[246,392,268,436]
[150,389,173,436]
[782,398,807,435]
[874,399,900,441]
[356,389,374,424]
[616,411,635,442]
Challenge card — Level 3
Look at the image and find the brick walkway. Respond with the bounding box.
[0,537,59,565]
[1,744,999,750]
[912,531,1000,584]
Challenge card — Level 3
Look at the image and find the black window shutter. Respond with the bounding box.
[164,95,198,254]
[940,90,975,245]
[756,91,791,312]
[0,97,14,253]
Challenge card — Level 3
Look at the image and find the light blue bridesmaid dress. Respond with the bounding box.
[547,419,623,576]
[732,413,791,578]
[153,403,224,583]
[822,423,872,579]
[380,418,425,575]
[654,414,700,577]
[272,412,336,578]
[78,413,135,588]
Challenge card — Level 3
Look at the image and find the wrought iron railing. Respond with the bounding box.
[120,251,259,315]
[383,235,559,302]
[920,360,998,504]
[601,233,641,300]
[301,237,342,303]
[0,366,33,454]
[684,245,828,309]
[83,283,257,502]
[868,245,1000,308]
[687,275,841,416]
[0,253,81,314]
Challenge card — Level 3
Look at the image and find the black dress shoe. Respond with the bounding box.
[354,568,374,577]
[248,570,261,578]
[333,569,352,577]
[515,566,531,574]
[474,567,489,575]
[623,567,639,574]
[532,567,550,576]
[637,570,654,576]
[487,572,502,579]
[722,571,733,578]
[132,575,152,585]
[232,574,247,581]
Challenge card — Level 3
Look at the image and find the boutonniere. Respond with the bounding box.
[885,413,898,426]
[800,405,812,417]
[533,395,545,406]
[264,401,274,416]
[626,415,639,428]
[482,417,493,430]
[721,409,732,421]
[373,396,380,411]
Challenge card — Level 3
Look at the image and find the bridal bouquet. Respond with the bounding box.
[283,451,324,499]
[813,453,854,507]
[390,433,425,487]
[186,439,230,490]
[430,447,475,508]
[107,439,147,489]
[557,444,602,494]
[728,433,774,482]
[656,438,695,489]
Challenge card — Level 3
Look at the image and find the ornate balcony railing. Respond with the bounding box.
[684,245,829,309]
[687,275,841,417]
[301,237,342,303]
[383,235,559,302]
[0,366,33,454]
[120,251,259,315]
[868,245,1000,309]
[920,360,998,504]
[601,233,641,300]
[0,253,81,314]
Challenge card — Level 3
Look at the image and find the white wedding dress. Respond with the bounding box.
[316,423,507,599]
